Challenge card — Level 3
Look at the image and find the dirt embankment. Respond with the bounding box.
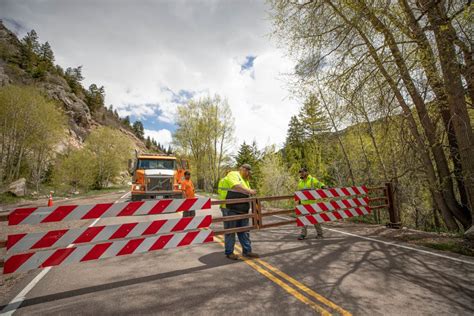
[327,221,474,257]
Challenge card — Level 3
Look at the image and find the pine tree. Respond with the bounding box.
[283,95,331,176]
[85,84,105,113]
[145,136,152,149]
[235,141,261,189]
[132,121,145,139]
[31,41,55,78]
[298,94,330,139]
[55,65,64,76]
[20,30,40,72]
[39,42,54,65]
[122,116,131,127]
[285,115,304,147]
[65,66,84,93]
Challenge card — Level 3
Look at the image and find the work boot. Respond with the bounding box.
[315,235,324,239]
[298,235,307,240]
[243,252,260,258]
[226,253,239,260]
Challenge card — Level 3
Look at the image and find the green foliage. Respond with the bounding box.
[259,147,297,205]
[298,95,330,139]
[173,95,234,191]
[52,127,133,192]
[17,30,55,78]
[84,127,133,189]
[283,95,332,183]
[235,141,261,189]
[132,121,145,140]
[64,66,84,94]
[0,85,66,187]
[20,30,40,71]
[286,116,304,148]
[85,84,105,113]
[122,115,131,127]
[145,136,152,149]
[53,149,96,192]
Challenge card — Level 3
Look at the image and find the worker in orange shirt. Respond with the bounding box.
[181,171,195,217]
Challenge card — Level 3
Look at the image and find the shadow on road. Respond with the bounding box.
[2,226,474,315]
[0,251,229,312]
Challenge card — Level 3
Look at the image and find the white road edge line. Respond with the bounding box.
[272,215,474,266]
[1,191,131,316]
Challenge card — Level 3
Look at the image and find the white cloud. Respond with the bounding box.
[1,0,299,150]
[144,129,173,148]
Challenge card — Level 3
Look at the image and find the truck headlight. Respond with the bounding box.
[134,185,142,190]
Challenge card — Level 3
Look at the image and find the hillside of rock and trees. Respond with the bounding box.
[0,21,168,199]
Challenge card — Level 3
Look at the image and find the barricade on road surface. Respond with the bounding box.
[4,230,214,274]
[295,186,371,226]
[296,206,371,226]
[7,215,213,254]
[2,197,213,274]
[0,183,398,274]
[294,186,368,201]
[8,197,211,226]
[295,197,369,215]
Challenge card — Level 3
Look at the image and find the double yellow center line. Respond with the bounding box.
[214,236,351,316]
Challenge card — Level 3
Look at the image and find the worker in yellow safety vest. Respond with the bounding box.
[297,167,325,240]
[218,164,259,260]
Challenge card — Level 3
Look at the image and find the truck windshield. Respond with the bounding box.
[137,159,175,170]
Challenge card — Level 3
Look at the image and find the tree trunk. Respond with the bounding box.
[418,0,474,228]
[360,2,469,228]
[399,0,471,223]
[325,0,460,230]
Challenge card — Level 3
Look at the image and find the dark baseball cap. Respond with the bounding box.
[299,167,308,173]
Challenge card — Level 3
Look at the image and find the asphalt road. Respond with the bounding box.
[1,193,473,315]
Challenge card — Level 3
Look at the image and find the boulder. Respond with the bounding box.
[8,178,26,196]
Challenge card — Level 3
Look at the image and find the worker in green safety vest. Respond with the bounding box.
[297,167,325,240]
[218,164,259,260]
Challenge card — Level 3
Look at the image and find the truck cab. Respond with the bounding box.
[130,154,189,201]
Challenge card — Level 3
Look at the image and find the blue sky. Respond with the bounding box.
[241,56,256,71]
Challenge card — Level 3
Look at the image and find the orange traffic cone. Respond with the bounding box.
[48,192,53,207]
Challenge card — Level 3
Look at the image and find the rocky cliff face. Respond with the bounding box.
[0,21,147,152]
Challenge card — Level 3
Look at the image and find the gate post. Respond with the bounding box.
[386,181,401,228]
[251,199,260,229]
[254,198,262,229]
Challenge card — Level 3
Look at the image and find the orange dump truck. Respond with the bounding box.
[129,153,190,201]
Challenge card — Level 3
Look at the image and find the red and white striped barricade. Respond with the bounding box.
[3,197,213,274]
[295,186,371,226]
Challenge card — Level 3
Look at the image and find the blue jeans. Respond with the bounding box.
[221,208,252,255]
